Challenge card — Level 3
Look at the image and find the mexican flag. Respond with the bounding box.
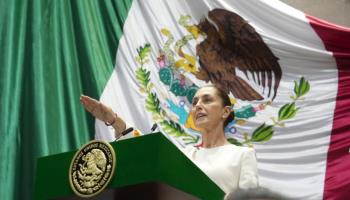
[1,0,349,199]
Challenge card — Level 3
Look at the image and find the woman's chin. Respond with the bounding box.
[194,119,207,129]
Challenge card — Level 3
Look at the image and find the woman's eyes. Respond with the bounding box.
[192,97,212,105]
[192,100,198,106]
[203,97,212,103]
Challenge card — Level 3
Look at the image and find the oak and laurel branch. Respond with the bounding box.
[135,44,199,144]
[239,77,311,147]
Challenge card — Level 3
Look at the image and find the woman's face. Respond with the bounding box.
[191,87,230,131]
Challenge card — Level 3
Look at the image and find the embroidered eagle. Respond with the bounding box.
[195,8,282,101]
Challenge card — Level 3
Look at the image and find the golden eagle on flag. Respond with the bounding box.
[195,8,282,101]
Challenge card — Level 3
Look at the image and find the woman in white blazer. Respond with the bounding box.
[80,85,259,194]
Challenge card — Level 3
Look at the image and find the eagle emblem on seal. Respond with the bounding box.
[69,140,116,197]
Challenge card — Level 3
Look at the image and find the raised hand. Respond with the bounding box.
[80,95,127,139]
[80,95,116,124]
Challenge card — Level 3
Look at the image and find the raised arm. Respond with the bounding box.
[80,95,126,139]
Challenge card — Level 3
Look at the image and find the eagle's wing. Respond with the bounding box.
[210,9,282,100]
[195,20,265,101]
[196,18,265,101]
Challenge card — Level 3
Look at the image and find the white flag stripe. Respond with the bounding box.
[98,1,339,199]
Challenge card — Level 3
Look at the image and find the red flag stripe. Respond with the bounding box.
[307,15,350,200]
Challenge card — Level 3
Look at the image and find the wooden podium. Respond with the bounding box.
[34,133,225,200]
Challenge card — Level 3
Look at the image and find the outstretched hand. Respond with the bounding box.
[80,95,116,124]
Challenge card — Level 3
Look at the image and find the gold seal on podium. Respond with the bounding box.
[69,140,116,198]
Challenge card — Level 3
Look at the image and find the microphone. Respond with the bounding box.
[151,123,158,132]
[121,127,134,136]
[115,127,134,141]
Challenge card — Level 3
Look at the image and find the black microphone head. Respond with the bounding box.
[151,123,158,132]
[121,127,134,136]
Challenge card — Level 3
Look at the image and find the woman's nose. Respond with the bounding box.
[193,101,203,111]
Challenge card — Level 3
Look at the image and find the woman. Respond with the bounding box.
[80,85,259,193]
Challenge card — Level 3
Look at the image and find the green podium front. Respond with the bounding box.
[34,132,225,200]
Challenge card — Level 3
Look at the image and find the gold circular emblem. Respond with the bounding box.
[69,140,116,198]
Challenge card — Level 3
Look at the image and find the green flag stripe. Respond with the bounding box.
[0,0,133,199]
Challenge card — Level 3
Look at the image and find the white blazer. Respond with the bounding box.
[183,144,259,193]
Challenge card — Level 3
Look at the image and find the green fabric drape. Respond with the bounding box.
[0,0,133,199]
